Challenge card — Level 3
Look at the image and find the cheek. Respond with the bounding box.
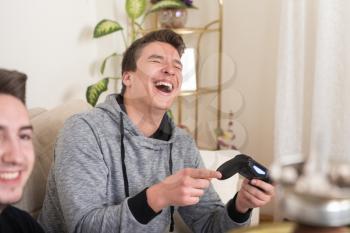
[135,75,155,92]
[136,65,156,78]
[134,78,152,93]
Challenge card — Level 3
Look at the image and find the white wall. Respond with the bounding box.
[0,0,116,109]
[221,0,281,216]
[222,0,280,169]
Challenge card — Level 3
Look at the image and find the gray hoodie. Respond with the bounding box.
[38,94,250,233]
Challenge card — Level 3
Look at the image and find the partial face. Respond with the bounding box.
[123,41,183,111]
[0,95,34,205]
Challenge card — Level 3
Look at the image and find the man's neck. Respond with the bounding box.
[123,97,165,137]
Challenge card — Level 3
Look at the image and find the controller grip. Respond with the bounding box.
[216,154,248,180]
[216,154,272,183]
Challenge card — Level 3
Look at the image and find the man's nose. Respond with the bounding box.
[162,64,176,76]
[0,137,24,165]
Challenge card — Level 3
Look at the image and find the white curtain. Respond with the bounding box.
[274,0,350,194]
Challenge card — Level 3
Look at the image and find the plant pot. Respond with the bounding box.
[157,8,187,29]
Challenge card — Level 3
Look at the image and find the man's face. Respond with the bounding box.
[123,41,183,111]
[0,95,34,206]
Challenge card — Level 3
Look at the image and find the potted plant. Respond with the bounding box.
[150,0,197,28]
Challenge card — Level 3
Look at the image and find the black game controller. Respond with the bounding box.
[216,154,272,184]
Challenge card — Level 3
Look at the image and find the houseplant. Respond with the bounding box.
[86,0,197,106]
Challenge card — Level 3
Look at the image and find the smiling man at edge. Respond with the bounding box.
[38,29,274,233]
[0,69,45,233]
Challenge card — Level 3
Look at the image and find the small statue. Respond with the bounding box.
[216,111,237,150]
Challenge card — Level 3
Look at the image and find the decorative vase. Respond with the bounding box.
[157,8,188,29]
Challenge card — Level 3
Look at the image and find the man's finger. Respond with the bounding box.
[184,168,222,179]
[192,178,210,189]
[251,179,275,195]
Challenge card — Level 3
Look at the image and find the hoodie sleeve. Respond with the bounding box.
[177,137,251,233]
[51,116,159,233]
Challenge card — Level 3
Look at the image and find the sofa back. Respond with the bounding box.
[15,100,92,217]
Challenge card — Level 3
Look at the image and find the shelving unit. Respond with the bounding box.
[174,0,223,149]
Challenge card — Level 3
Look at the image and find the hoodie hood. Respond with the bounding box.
[96,94,178,146]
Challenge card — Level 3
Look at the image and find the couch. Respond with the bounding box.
[15,99,259,232]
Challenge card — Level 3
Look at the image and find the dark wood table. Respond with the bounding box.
[229,223,350,233]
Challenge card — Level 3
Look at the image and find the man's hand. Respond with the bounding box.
[235,179,275,213]
[147,168,222,212]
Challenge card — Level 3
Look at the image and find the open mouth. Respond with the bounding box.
[155,81,173,94]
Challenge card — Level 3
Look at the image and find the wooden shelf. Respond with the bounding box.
[140,20,220,35]
[179,87,218,97]
[169,27,219,35]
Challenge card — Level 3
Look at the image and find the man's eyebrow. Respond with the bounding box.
[148,54,164,60]
[0,125,33,132]
[20,125,33,131]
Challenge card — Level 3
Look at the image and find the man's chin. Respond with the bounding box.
[150,100,171,110]
[151,107,169,116]
[0,189,23,205]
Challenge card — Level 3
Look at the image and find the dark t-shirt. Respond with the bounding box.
[0,205,44,233]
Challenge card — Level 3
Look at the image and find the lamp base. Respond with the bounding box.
[282,188,350,227]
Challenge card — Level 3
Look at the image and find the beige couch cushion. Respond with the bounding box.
[28,107,46,119]
[15,99,92,218]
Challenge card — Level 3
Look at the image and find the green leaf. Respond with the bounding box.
[93,19,123,38]
[147,0,187,14]
[167,109,174,119]
[86,78,109,106]
[100,52,118,74]
[126,0,147,20]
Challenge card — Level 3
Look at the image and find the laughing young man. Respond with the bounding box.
[0,69,45,233]
[39,29,274,233]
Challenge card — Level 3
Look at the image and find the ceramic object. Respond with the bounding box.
[157,8,187,28]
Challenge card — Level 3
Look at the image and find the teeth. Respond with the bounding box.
[0,172,20,180]
[155,81,173,91]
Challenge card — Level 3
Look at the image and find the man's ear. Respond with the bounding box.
[122,71,132,87]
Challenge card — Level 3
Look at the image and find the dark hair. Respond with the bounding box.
[0,69,27,104]
[120,29,185,95]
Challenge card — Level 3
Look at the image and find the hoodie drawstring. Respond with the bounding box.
[120,112,129,197]
[169,143,175,232]
[119,112,175,231]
